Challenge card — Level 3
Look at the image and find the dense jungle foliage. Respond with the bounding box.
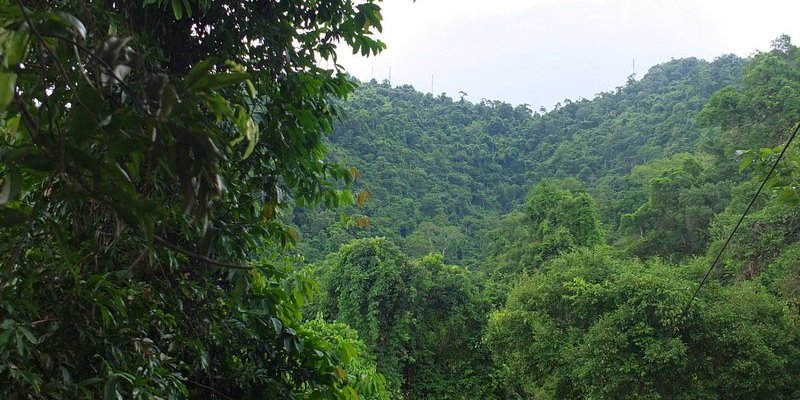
[0,0,388,398]
[293,54,745,265]
[297,35,800,399]
[2,0,800,398]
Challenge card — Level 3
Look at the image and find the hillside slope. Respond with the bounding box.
[293,55,745,264]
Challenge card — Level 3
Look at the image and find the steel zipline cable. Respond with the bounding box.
[672,120,800,331]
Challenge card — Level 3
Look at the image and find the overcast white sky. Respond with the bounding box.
[337,0,800,109]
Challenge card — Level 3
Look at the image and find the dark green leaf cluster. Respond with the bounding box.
[0,0,390,398]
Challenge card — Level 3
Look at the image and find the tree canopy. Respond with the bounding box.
[487,247,800,399]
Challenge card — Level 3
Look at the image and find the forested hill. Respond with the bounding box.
[293,55,745,263]
[7,1,800,398]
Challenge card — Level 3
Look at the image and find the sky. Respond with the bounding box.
[337,0,800,109]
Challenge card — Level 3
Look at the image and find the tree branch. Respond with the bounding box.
[153,235,254,270]
[186,380,236,400]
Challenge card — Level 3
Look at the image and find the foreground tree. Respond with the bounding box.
[311,239,496,399]
[0,0,386,398]
[311,238,421,396]
[406,253,495,399]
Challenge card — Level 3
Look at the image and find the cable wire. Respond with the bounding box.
[673,120,800,331]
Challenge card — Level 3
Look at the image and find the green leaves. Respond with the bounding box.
[0,167,21,205]
[142,0,197,20]
[736,144,800,207]
[348,35,386,57]
[356,3,383,32]
[0,0,386,398]
[0,72,16,111]
[103,377,120,400]
[171,0,184,19]
[1,28,29,67]
[235,106,259,160]
[185,59,250,92]
[48,11,87,40]
[487,248,800,398]
[300,318,390,399]
[0,320,39,368]
[737,149,755,172]
[311,238,493,398]
[191,72,250,92]
[184,58,214,87]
